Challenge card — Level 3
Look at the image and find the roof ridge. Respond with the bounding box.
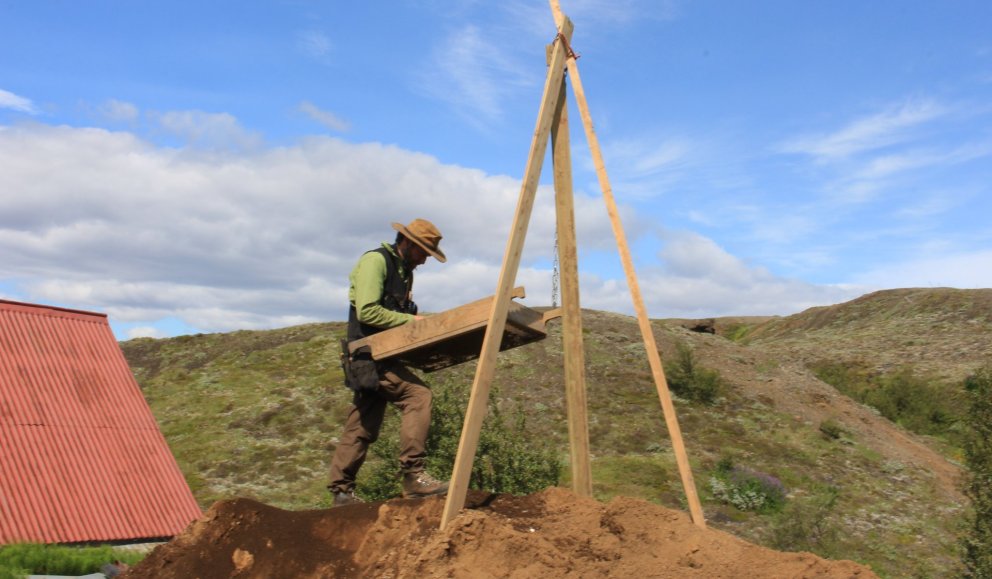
[0,299,107,320]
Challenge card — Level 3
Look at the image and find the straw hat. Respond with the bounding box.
[392,218,446,263]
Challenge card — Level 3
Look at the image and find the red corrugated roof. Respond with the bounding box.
[0,299,202,544]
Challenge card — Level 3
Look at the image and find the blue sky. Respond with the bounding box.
[2,1,990,339]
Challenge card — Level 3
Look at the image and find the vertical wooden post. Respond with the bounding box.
[549,1,706,528]
[440,18,575,530]
[551,66,593,497]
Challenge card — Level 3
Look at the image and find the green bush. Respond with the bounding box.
[708,457,786,513]
[664,341,724,404]
[770,486,840,557]
[811,361,965,443]
[0,543,145,578]
[963,364,992,578]
[357,379,561,501]
[818,418,846,440]
[723,323,752,343]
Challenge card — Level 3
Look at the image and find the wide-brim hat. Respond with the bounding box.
[392,218,446,263]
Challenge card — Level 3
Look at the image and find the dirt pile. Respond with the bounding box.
[124,487,875,578]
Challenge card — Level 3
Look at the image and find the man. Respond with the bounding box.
[329,218,450,506]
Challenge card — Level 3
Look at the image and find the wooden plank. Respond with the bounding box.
[549,0,706,528]
[356,301,554,373]
[440,17,575,530]
[551,66,593,497]
[349,287,536,371]
[350,287,524,356]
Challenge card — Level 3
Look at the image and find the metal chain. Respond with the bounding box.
[551,229,560,308]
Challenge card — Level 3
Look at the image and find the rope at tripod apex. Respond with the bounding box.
[554,31,580,61]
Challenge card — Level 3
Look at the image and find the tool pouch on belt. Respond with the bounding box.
[340,339,380,393]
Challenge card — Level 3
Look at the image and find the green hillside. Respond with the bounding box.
[740,287,992,382]
[121,288,992,578]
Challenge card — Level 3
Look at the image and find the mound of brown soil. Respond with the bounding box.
[124,488,875,578]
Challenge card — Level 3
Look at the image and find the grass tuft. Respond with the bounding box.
[0,543,145,578]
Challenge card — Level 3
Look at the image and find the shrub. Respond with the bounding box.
[723,323,751,343]
[818,418,845,440]
[811,361,965,443]
[664,341,724,404]
[358,379,561,501]
[0,543,145,578]
[708,457,786,513]
[770,487,840,556]
[963,364,992,578]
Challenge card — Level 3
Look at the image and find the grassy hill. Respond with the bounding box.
[121,288,992,578]
[738,287,992,382]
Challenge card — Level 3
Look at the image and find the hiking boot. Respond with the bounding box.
[332,490,364,507]
[402,471,449,498]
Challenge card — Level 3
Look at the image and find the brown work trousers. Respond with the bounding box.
[328,362,432,493]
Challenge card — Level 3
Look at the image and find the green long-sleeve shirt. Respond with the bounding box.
[348,242,415,329]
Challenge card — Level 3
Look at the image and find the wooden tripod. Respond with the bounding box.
[440,3,706,530]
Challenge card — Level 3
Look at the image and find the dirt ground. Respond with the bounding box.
[123,487,875,578]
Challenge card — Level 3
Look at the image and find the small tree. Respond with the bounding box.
[357,379,561,501]
[963,364,992,578]
[770,487,840,557]
[664,341,724,404]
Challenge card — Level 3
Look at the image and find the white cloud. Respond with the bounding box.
[642,231,863,317]
[0,120,873,336]
[416,25,535,128]
[0,122,612,331]
[605,137,689,179]
[151,110,263,150]
[893,194,956,220]
[0,88,38,114]
[297,30,332,61]
[853,249,992,289]
[661,231,748,281]
[816,139,992,206]
[298,101,350,132]
[127,326,166,339]
[781,99,946,161]
[748,212,820,245]
[777,100,990,210]
[853,142,992,181]
[563,231,863,319]
[99,99,140,123]
[581,135,697,200]
[416,0,677,130]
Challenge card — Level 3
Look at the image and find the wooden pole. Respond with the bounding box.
[551,62,593,497]
[440,17,575,530]
[549,1,706,528]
